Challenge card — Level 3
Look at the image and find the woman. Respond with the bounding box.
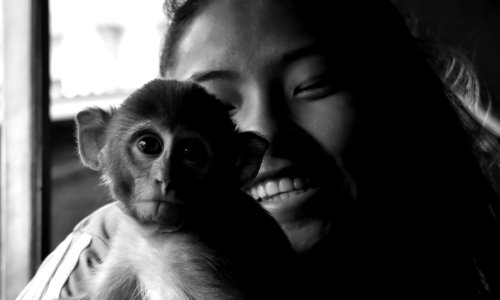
[18,0,500,298]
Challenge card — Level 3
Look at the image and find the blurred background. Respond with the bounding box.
[1,0,500,253]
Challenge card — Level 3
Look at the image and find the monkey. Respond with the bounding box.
[75,79,296,300]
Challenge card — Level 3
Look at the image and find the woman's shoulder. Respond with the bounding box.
[73,201,125,243]
[16,201,127,300]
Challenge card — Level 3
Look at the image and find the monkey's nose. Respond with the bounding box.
[155,179,172,194]
[152,159,172,191]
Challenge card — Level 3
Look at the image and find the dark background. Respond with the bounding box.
[48,0,500,250]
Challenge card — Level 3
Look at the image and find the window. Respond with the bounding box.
[1,1,49,298]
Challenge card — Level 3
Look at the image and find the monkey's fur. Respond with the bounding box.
[76,79,295,300]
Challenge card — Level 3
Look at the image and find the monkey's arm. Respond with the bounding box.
[15,202,124,300]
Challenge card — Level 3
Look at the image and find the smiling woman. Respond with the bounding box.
[16,0,500,299]
[156,0,500,297]
[162,0,360,255]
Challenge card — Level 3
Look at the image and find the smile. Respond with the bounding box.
[247,177,311,202]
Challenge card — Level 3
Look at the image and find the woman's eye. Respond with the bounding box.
[180,139,208,163]
[137,135,163,155]
[293,77,339,100]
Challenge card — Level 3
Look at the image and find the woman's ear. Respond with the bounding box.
[234,131,269,188]
[75,108,112,171]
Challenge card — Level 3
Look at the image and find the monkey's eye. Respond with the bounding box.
[137,135,163,155]
[180,139,208,163]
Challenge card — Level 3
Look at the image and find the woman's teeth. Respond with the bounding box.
[248,178,307,201]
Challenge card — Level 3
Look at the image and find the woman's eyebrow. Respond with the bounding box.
[189,70,238,83]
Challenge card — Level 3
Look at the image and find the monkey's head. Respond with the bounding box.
[76,79,268,229]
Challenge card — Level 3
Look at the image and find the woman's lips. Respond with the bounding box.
[247,177,309,201]
[246,175,320,223]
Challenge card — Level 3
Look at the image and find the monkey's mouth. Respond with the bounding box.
[135,200,187,230]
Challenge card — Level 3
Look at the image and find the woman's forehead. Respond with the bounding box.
[170,0,317,79]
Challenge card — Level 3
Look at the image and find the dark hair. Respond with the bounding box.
[160,0,211,76]
[396,3,500,189]
[159,0,500,297]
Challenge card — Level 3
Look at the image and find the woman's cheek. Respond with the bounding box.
[295,94,359,204]
[295,93,356,157]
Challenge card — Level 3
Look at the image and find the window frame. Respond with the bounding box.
[0,0,50,299]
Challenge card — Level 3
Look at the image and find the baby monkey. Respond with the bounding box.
[76,79,295,300]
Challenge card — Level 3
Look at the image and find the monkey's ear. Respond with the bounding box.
[75,108,112,171]
[235,132,269,188]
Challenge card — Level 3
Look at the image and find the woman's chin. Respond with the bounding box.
[281,216,333,253]
[251,187,328,253]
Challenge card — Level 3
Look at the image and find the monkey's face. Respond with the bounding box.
[77,79,267,231]
[108,124,220,229]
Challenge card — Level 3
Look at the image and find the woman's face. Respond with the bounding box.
[167,0,357,253]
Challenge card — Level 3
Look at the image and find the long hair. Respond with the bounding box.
[159,0,500,297]
[407,12,500,297]
[399,3,500,192]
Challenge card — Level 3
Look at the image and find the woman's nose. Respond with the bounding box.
[240,99,281,143]
[237,88,304,161]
